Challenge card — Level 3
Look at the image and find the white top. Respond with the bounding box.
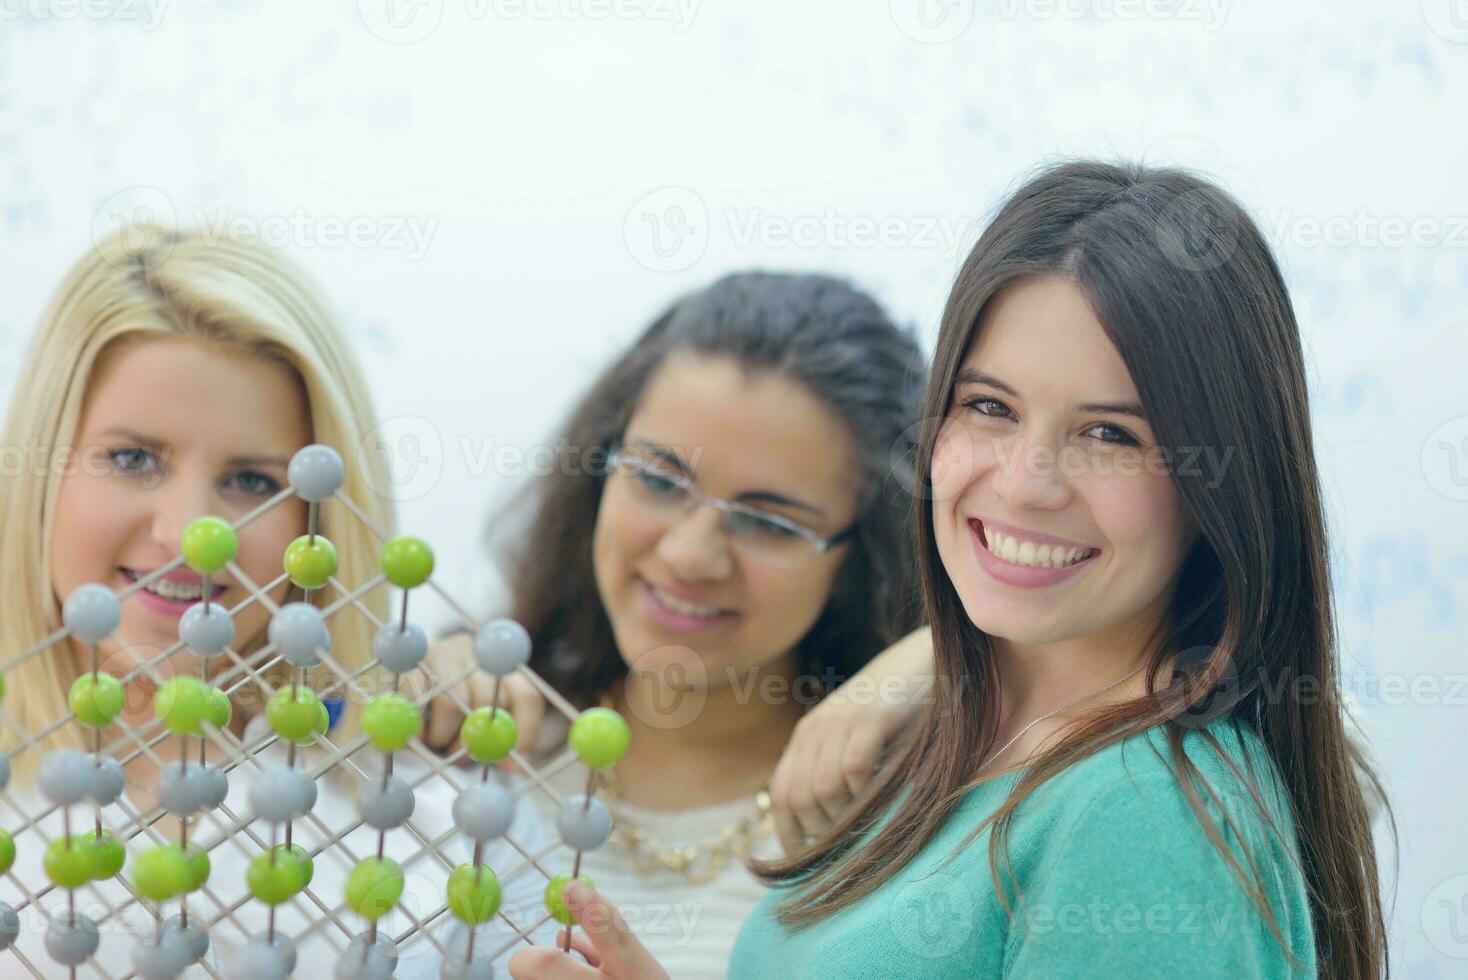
[522,721,781,980]
[0,713,552,978]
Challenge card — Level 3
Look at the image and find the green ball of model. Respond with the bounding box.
[446,863,502,924]
[205,685,232,732]
[248,848,310,905]
[132,844,193,902]
[87,830,125,880]
[362,693,420,752]
[266,686,321,742]
[568,707,630,770]
[154,676,210,736]
[346,857,404,920]
[180,516,237,574]
[380,537,434,589]
[45,836,94,890]
[276,843,314,889]
[461,707,517,765]
[68,672,124,727]
[284,534,339,590]
[544,872,595,926]
[181,842,210,891]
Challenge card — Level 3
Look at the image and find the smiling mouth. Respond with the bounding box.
[121,568,225,603]
[640,576,735,620]
[972,520,1099,570]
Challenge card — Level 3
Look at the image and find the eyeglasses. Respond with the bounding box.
[605,443,856,569]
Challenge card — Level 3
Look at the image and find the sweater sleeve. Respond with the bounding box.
[1000,771,1315,979]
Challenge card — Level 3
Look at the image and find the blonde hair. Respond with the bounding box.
[0,224,394,784]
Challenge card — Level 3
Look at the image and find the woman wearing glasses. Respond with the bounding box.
[424,271,928,976]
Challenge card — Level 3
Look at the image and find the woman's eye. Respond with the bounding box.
[727,511,800,540]
[107,448,160,476]
[960,396,1012,420]
[224,470,282,497]
[1086,423,1139,447]
[636,469,685,497]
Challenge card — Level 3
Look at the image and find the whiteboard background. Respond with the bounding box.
[1,1,1465,973]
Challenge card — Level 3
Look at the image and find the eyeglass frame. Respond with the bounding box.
[604,441,858,558]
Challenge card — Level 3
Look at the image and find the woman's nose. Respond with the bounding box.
[989,433,1073,511]
[150,474,219,554]
[655,504,734,581]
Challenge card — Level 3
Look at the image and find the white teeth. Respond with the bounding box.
[133,572,208,601]
[147,581,204,601]
[982,528,1094,569]
[649,583,723,619]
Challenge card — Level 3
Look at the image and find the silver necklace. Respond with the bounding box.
[976,660,1147,774]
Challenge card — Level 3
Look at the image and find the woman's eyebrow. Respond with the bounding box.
[954,368,1149,420]
[737,490,825,519]
[632,439,695,476]
[99,425,165,446]
[631,438,826,518]
[228,454,291,469]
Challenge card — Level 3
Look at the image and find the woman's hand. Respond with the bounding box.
[416,631,545,766]
[508,882,670,980]
[769,625,934,855]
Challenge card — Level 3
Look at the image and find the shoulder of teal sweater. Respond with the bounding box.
[1012,714,1298,840]
[954,715,1304,911]
[992,716,1316,976]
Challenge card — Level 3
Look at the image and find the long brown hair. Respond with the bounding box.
[756,161,1392,979]
[490,271,927,708]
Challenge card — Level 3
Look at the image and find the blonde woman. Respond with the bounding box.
[0,225,543,978]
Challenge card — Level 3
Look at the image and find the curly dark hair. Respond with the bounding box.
[487,271,929,708]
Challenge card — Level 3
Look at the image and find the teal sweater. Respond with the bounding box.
[730,717,1316,978]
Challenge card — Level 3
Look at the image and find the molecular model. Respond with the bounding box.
[0,444,630,978]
